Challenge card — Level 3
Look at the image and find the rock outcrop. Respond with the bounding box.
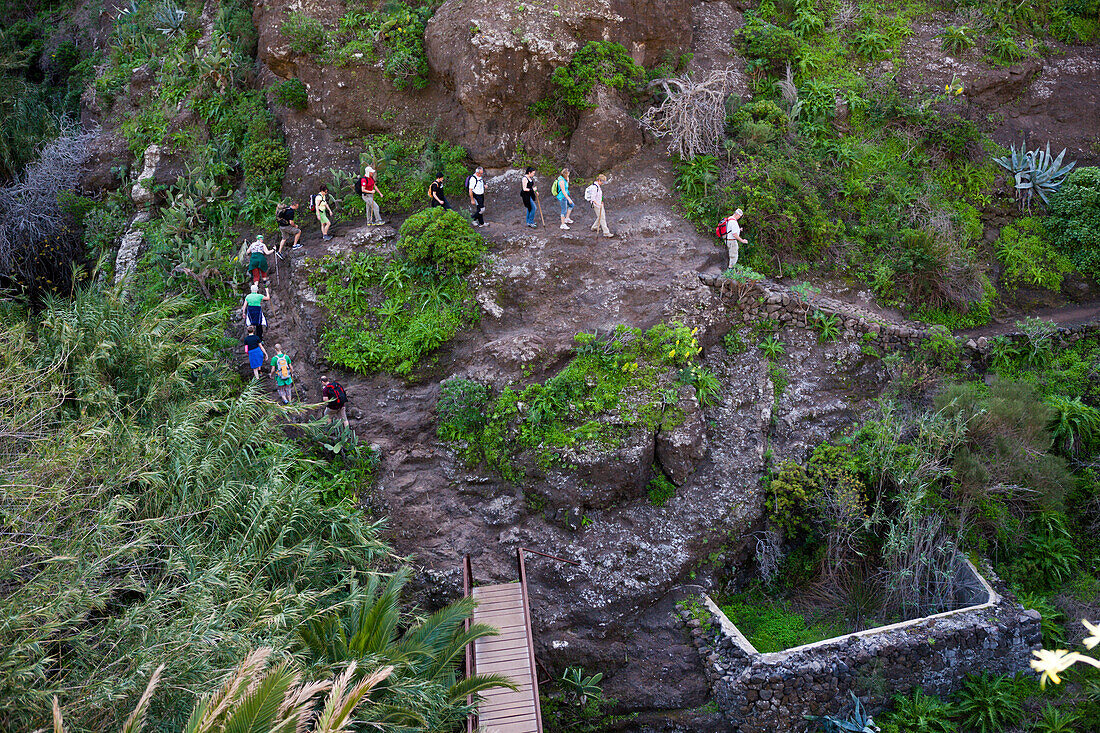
[656,385,708,486]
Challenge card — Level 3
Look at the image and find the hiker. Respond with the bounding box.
[585,174,613,238]
[720,209,748,269]
[359,166,384,226]
[429,173,449,209]
[553,167,575,230]
[276,202,301,252]
[313,184,333,241]
[246,234,274,284]
[241,282,270,340]
[241,325,267,380]
[269,344,295,404]
[320,375,349,428]
[521,167,538,228]
[467,166,487,227]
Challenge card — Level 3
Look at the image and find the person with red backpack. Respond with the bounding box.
[320,375,349,428]
[717,208,748,269]
[356,166,385,226]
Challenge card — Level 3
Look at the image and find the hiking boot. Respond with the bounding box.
[560,224,570,230]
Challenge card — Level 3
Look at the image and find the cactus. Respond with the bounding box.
[993,141,1077,211]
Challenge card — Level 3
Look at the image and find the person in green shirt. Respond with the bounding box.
[269,344,294,404]
[241,283,270,339]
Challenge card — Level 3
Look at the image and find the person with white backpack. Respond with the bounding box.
[584,174,613,238]
[269,344,295,404]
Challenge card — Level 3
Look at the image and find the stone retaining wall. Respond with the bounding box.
[679,560,1041,731]
[698,274,1100,357]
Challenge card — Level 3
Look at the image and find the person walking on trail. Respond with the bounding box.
[429,173,449,209]
[720,208,748,269]
[553,167,575,231]
[521,167,538,228]
[585,174,613,238]
[320,376,349,428]
[276,202,301,252]
[468,166,487,227]
[313,184,334,241]
[359,167,384,226]
[247,234,274,284]
[241,325,268,381]
[241,282,270,340]
[269,344,294,404]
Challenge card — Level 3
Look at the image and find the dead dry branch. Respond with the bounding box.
[640,68,741,159]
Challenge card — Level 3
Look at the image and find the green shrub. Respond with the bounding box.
[281,11,325,55]
[1046,167,1100,281]
[648,471,676,506]
[676,363,721,406]
[1032,702,1080,733]
[438,378,490,441]
[274,78,308,110]
[733,15,805,75]
[1018,592,1066,647]
[534,41,644,119]
[766,460,820,539]
[939,25,975,54]
[987,33,1033,63]
[240,138,288,190]
[399,207,486,274]
[1010,513,1081,592]
[996,218,1073,291]
[955,673,1024,733]
[719,586,846,653]
[879,688,958,733]
[723,329,748,355]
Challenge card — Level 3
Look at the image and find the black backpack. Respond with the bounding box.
[354,176,367,195]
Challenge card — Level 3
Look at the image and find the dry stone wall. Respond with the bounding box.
[678,561,1041,731]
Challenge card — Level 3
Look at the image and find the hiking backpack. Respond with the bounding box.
[583,183,598,202]
[308,194,317,212]
[716,218,728,238]
[354,176,367,195]
[551,178,561,197]
[329,382,347,407]
[276,354,290,379]
[465,174,477,192]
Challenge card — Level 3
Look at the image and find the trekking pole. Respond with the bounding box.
[536,192,545,227]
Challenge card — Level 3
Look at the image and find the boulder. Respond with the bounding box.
[656,386,709,486]
[966,58,1041,107]
[546,426,656,509]
[567,88,645,177]
[115,212,150,286]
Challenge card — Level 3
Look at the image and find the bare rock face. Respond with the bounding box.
[115,212,150,286]
[967,58,1042,106]
[656,385,708,486]
[567,88,645,177]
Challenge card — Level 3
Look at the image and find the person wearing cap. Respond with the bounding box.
[361,167,384,226]
[246,234,274,284]
[722,209,748,269]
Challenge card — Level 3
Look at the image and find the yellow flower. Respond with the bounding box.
[668,349,675,358]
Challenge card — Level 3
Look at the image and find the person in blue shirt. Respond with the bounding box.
[554,168,575,231]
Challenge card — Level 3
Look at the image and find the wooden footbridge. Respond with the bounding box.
[463,549,578,733]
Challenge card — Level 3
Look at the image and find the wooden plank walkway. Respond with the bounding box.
[472,582,540,733]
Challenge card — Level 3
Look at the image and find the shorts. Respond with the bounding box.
[248,347,264,370]
[279,224,300,239]
[325,404,348,423]
[316,210,330,226]
[559,197,570,217]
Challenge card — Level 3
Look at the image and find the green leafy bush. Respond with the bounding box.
[534,41,644,119]
[1046,166,1100,281]
[879,688,958,733]
[995,218,1073,291]
[400,207,487,274]
[240,138,288,190]
[733,15,806,75]
[274,77,308,110]
[648,471,676,506]
[1010,513,1081,592]
[281,11,325,55]
[954,673,1024,733]
[939,25,975,54]
[438,378,490,441]
[766,460,820,539]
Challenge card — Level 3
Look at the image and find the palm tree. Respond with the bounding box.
[42,648,394,733]
[297,567,517,730]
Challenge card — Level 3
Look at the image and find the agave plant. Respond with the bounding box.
[808,691,880,732]
[993,142,1077,210]
[153,1,187,37]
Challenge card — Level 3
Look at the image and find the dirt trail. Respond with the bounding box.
[960,300,1100,339]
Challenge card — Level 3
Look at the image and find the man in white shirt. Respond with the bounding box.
[589,174,613,238]
[468,166,487,227]
[723,208,747,268]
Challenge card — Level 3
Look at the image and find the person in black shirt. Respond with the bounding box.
[429,174,449,209]
[241,325,268,380]
[521,167,538,228]
[276,202,301,252]
[320,375,350,428]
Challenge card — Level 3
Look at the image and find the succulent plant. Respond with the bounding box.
[993,142,1077,210]
[154,1,187,37]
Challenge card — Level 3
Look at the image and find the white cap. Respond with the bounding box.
[365,166,375,175]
